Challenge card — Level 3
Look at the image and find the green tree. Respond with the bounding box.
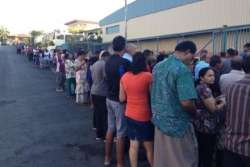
[0,26,9,43]
[48,41,55,46]
[30,30,43,45]
[35,42,43,48]
[23,38,31,45]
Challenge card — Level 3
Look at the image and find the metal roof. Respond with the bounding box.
[65,20,98,26]
[99,0,201,26]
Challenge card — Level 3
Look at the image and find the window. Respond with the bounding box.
[106,25,120,34]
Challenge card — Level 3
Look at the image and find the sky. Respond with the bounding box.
[0,0,135,34]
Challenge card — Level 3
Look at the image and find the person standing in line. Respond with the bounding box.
[75,51,87,104]
[156,52,168,64]
[220,48,238,75]
[87,51,99,88]
[87,51,99,107]
[55,51,66,92]
[33,48,39,66]
[209,55,223,97]
[91,51,110,140]
[240,43,250,57]
[244,43,250,52]
[194,50,210,81]
[216,55,244,167]
[222,55,250,167]
[104,36,130,167]
[65,53,76,97]
[27,45,33,62]
[43,49,50,68]
[151,41,198,167]
[75,66,85,104]
[122,43,138,62]
[143,49,156,72]
[119,52,154,167]
[194,67,225,167]
[219,56,245,95]
[87,51,100,129]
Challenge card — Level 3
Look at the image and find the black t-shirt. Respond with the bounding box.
[105,54,131,101]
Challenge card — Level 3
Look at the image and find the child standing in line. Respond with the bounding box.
[65,53,76,97]
[75,51,88,104]
[75,65,85,103]
[55,51,66,92]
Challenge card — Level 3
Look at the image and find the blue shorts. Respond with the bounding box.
[126,117,154,141]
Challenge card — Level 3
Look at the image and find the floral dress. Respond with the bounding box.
[193,83,222,134]
[75,59,89,103]
[65,59,75,79]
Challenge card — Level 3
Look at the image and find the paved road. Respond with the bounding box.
[0,46,106,167]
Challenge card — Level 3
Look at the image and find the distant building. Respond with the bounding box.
[47,20,102,51]
[100,0,250,53]
[63,20,102,43]
[8,34,31,44]
[65,20,100,34]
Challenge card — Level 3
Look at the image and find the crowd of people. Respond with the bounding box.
[17,45,54,68]
[18,37,250,167]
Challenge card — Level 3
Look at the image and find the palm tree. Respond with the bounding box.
[30,30,43,45]
[0,26,10,43]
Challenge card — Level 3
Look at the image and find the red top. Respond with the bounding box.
[121,72,152,122]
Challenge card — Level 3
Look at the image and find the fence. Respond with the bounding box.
[66,25,250,55]
[130,25,250,54]
[66,41,103,54]
[212,26,250,54]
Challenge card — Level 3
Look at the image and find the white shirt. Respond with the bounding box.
[122,53,133,62]
[55,55,60,72]
[220,70,245,94]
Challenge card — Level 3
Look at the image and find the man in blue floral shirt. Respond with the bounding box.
[151,41,198,167]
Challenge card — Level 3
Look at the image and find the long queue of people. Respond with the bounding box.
[101,37,250,167]
[19,37,250,167]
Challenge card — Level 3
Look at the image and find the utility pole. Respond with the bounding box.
[124,0,128,40]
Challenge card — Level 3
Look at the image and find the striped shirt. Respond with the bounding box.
[224,74,250,157]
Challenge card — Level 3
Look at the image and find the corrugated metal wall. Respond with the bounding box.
[213,26,250,53]
[102,0,250,43]
[129,26,250,54]
[100,0,200,26]
[127,0,250,40]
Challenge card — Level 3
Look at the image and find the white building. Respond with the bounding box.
[100,0,250,53]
